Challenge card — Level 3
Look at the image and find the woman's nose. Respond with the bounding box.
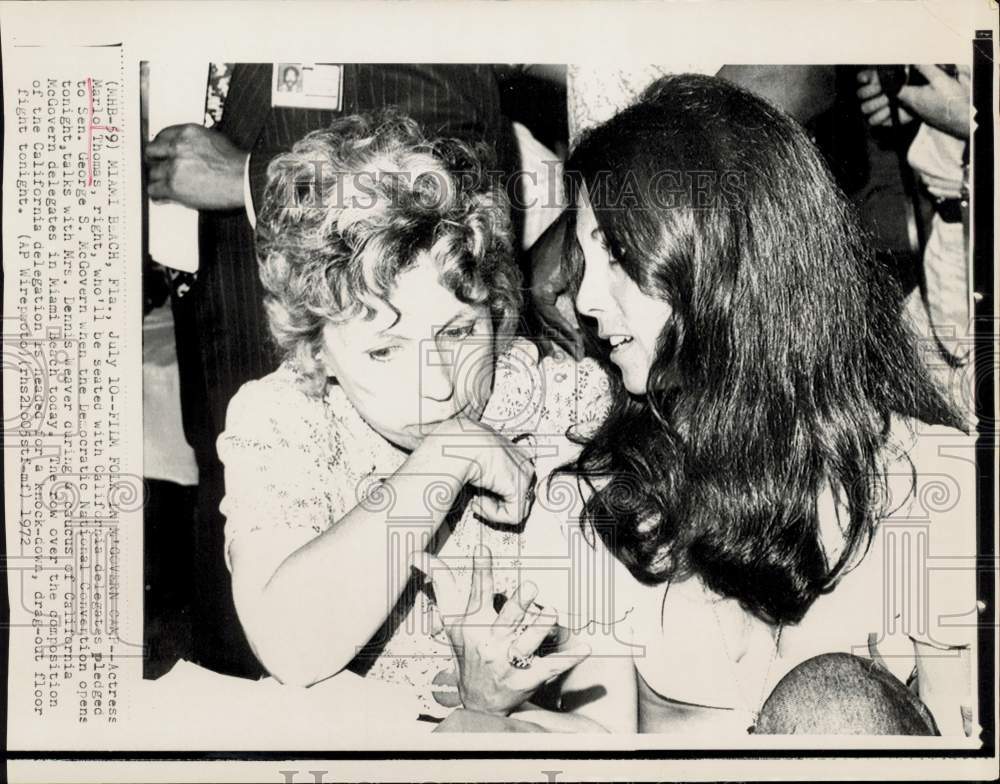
[420,346,456,403]
[574,261,603,318]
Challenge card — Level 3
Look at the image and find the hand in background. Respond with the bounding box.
[146,123,248,210]
[413,545,590,716]
[897,65,970,140]
[857,66,969,140]
[856,69,913,128]
[529,213,584,360]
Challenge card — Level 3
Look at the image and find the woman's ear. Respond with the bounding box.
[312,345,334,380]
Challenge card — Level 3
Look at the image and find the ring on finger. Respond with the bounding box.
[507,642,534,670]
[515,603,543,637]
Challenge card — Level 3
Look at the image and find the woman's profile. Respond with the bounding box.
[433,73,977,736]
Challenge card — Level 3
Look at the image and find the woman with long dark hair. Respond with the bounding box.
[431,73,976,735]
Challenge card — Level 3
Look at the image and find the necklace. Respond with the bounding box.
[710,600,783,734]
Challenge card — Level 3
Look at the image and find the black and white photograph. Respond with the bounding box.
[1,1,996,781]
[140,58,984,731]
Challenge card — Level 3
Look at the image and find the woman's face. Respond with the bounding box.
[574,185,674,396]
[319,252,495,451]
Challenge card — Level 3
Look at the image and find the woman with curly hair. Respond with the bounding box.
[434,74,976,736]
[218,113,601,718]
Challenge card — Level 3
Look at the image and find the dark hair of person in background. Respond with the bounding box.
[557,73,965,628]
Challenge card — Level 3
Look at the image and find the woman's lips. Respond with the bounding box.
[609,336,635,355]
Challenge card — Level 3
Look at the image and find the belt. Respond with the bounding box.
[933,197,966,224]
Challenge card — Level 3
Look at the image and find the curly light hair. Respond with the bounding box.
[256,111,521,395]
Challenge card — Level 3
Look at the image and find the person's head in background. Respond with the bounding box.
[256,112,521,451]
[563,73,963,626]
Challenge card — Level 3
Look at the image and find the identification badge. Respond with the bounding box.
[271,62,343,110]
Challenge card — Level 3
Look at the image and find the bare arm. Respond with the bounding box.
[550,628,638,733]
[229,416,534,687]
[912,641,973,736]
[230,441,469,686]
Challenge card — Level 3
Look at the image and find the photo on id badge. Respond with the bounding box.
[272,62,344,110]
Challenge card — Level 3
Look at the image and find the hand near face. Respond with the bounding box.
[426,416,538,527]
[146,123,248,210]
[529,214,584,361]
[412,545,590,716]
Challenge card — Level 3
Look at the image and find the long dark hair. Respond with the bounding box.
[560,73,964,626]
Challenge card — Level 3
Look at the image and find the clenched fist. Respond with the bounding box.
[146,123,248,210]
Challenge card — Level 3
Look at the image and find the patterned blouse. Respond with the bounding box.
[217,339,611,718]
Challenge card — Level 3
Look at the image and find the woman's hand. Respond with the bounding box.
[426,415,538,526]
[413,545,591,716]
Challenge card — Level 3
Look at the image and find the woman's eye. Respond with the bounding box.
[440,323,475,340]
[597,236,620,266]
[367,346,399,362]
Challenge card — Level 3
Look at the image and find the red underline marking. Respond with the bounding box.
[86,76,120,187]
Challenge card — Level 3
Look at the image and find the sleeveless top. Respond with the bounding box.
[589,416,977,732]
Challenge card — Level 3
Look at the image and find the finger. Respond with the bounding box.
[509,445,538,502]
[535,305,583,354]
[522,468,539,520]
[493,581,539,631]
[146,160,173,184]
[539,329,584,362]
[472,494,519,526]
[867,106,891,127]
[514,607,559,653]
[910,63,950,89]
[859,94,888,116]
[531,284,560,307]
[488,465,533,524]
[856,81,884,100]
[566,329,586,361]
[856,69,875,85]
[410,551,465,619]
[467,545,494,619]
[535,337,559,361]
[146,126,185,159]
[509,433,539,468]
[147,180,177,202]
[554,327,585,361]
[508,642,591,689]
[480,486,533,526]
